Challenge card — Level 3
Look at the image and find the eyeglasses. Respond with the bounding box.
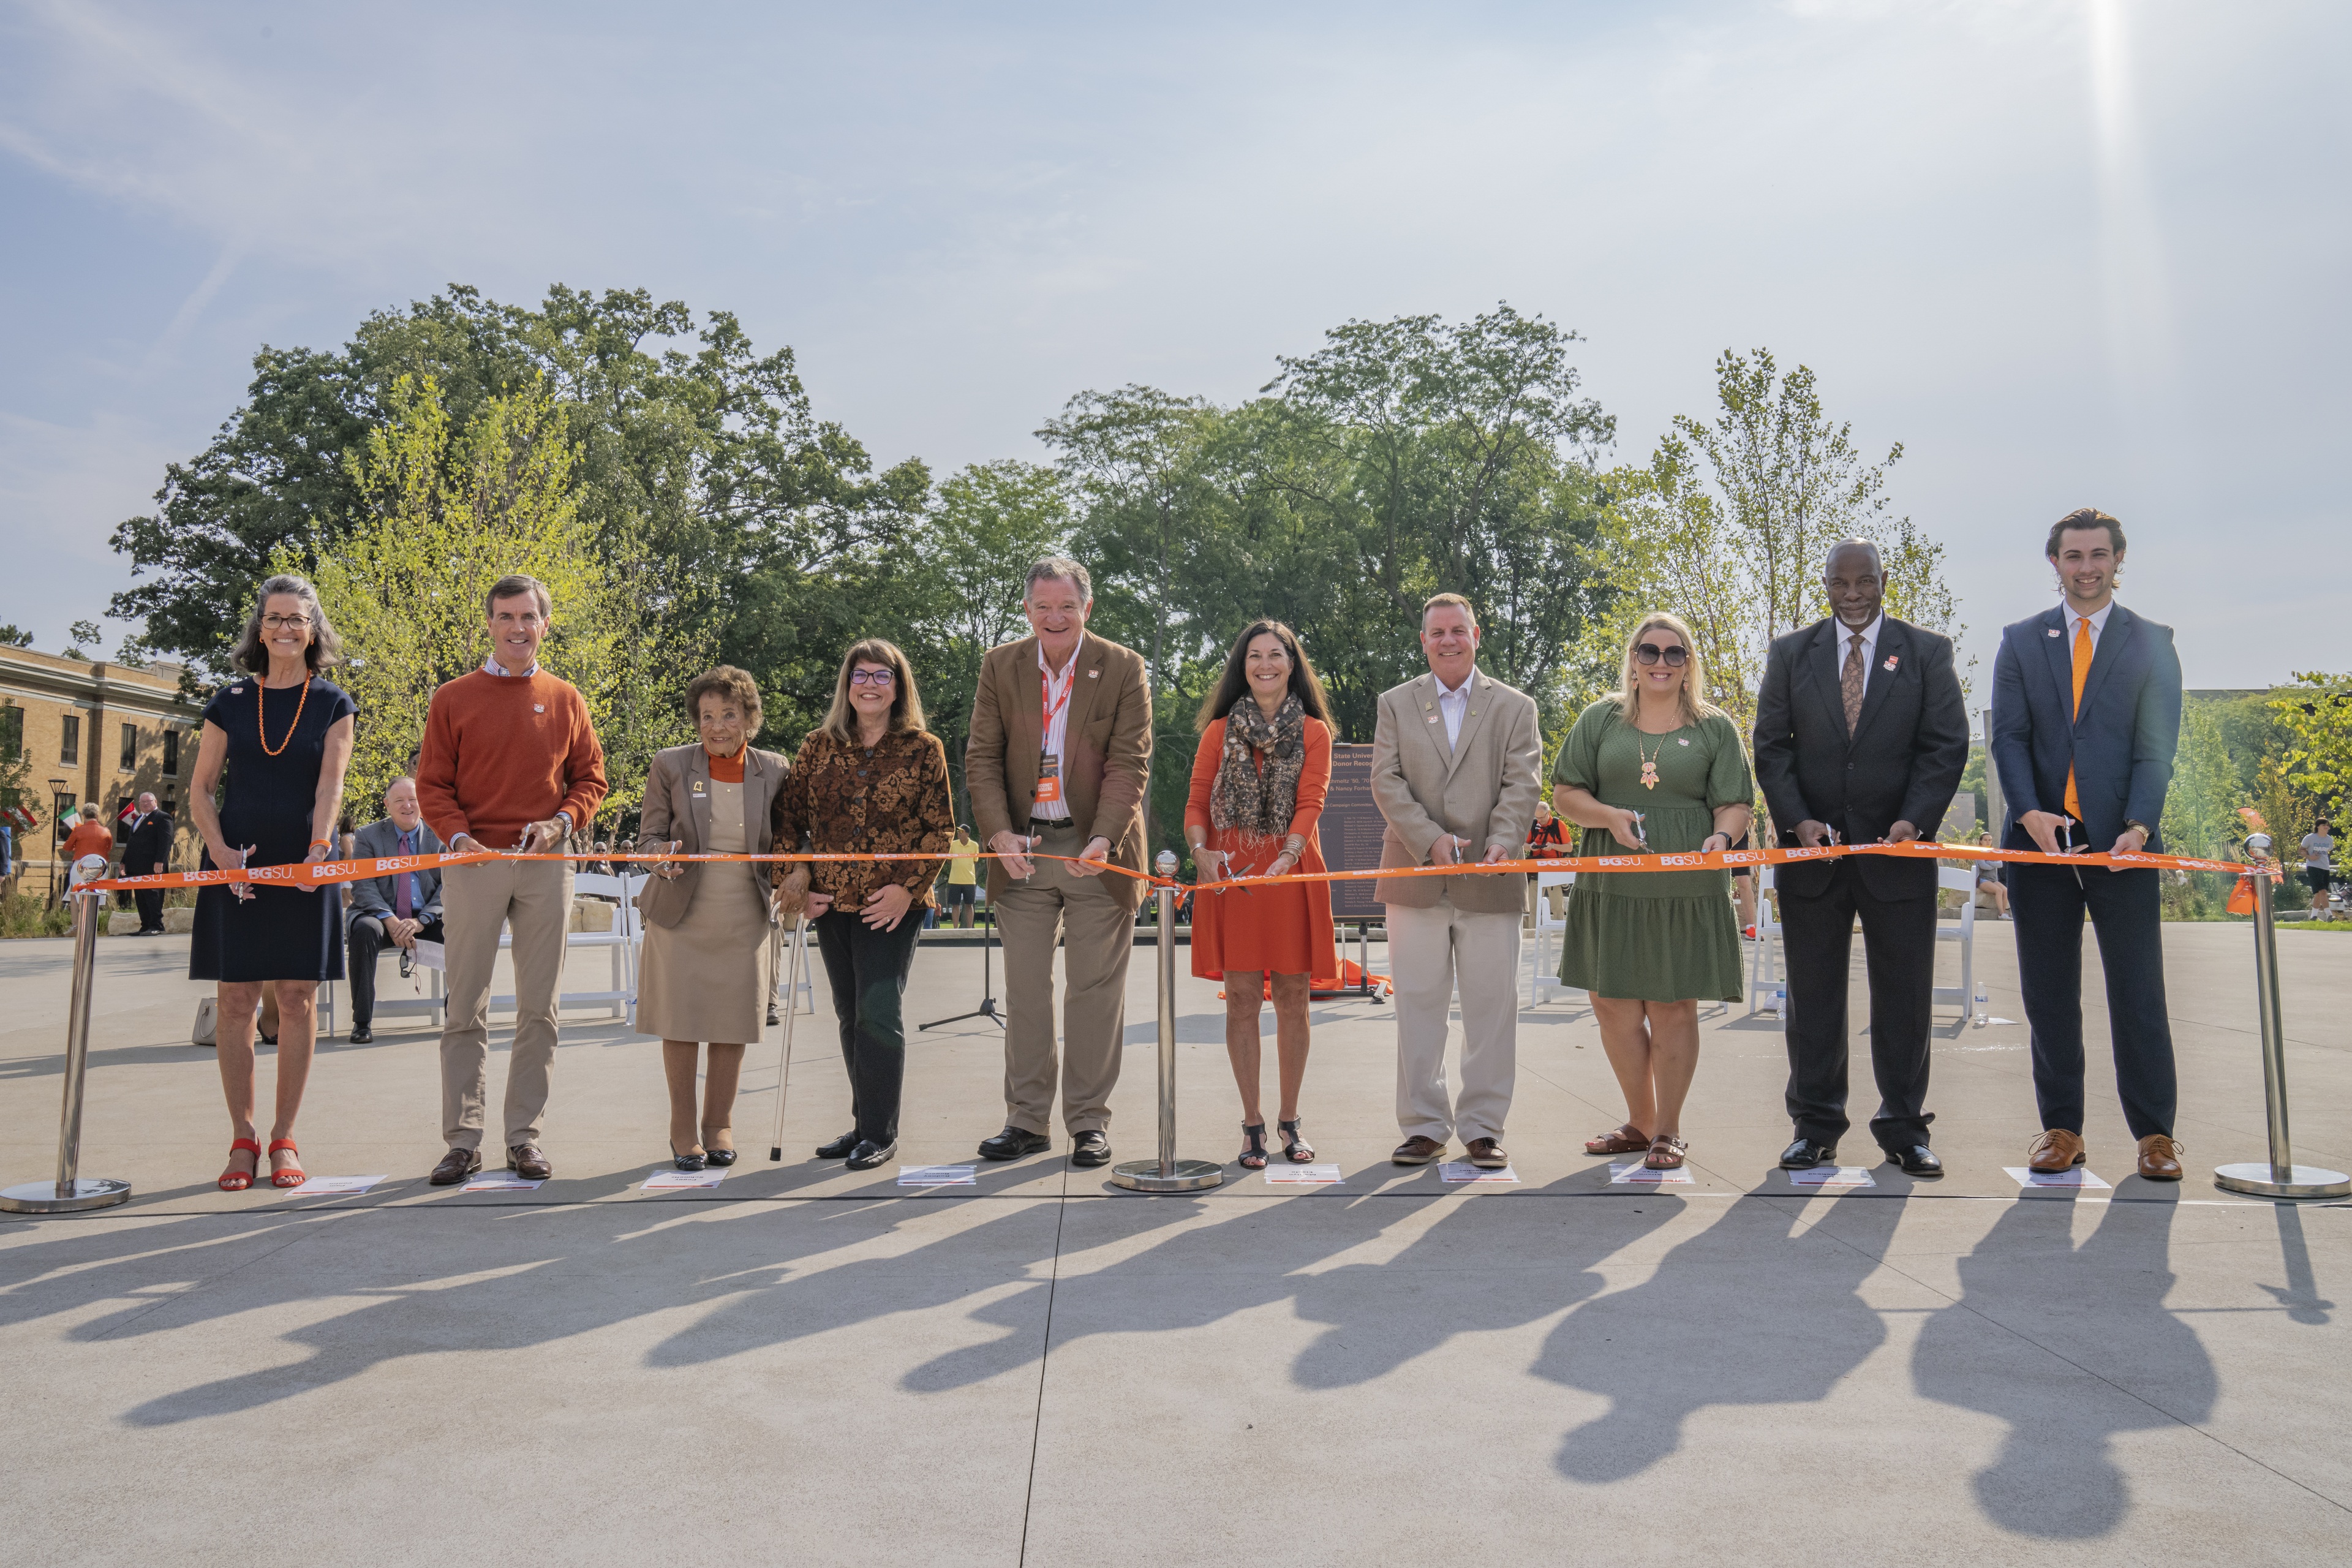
[1633,644,1689,667]
[849,669,896,687]
[261,615,312,631]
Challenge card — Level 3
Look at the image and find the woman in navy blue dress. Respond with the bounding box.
[188,575,356,1191]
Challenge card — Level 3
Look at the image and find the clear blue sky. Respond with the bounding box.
[2,0,2343,690]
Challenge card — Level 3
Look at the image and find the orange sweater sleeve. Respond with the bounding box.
[415,680,468,844]
[1287,720,1332,840]
[557,684,608,829]
[1184,722,1223,838]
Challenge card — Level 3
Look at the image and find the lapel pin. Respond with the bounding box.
[533,703,545,713]
[1087,669,1098,679]
[1882,655,1898,671]
[2047,628,2062,638]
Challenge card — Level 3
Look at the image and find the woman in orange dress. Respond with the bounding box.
[1184,619,1340,1169]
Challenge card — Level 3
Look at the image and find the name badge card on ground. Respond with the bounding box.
[459,1172,545,1193]
[2003,1166,2112,1190]
[642,1167,727,1191]
[284,1174,388,1197]
[1785,1166,1877,1189]
[1440,1162,1520,1184]
[898,1165,978,1187]
[1265,1164,1344,1185]
[1608,1162,1694,1186]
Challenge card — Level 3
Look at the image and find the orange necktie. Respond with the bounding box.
[2062,615,2092,820]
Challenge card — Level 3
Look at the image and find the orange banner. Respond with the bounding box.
[72,840,2277,895]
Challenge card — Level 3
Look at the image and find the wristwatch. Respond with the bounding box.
[2122,819,2151,843]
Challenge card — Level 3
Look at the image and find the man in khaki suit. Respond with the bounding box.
[965,557,1153,1167]
[1372,593,1543,1169]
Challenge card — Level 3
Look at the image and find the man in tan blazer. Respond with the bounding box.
[965,557,1153,1167]
[1372,593,1543,1169]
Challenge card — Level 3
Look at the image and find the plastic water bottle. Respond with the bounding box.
[1972,980,1988,1029]
[1772,987,1786,1016]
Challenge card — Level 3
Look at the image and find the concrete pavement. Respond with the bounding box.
[2,916,2347,1563]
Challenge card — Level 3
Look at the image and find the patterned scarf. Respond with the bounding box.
[1210,692,1306,847]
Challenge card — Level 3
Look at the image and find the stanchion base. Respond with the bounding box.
[2213,1163,2352,1200]
[0,1177,132,1214]
[1109,1158,1224,1193]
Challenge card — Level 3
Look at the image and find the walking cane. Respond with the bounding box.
[767,917,810,1162]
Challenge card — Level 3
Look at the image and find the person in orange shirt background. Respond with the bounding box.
[60,803,115,872]
[1184,620,1340,1170]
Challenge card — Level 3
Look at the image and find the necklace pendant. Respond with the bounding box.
[1640,761,1659,790]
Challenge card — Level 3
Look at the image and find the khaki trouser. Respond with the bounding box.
[439,857,575,1150]
[994,819,1133,1135]
[1388,897,1520,1145]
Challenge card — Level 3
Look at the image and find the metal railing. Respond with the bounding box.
[1,854,132,1214]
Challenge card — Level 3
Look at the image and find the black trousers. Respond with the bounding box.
[1781,861,1937,1150]
[2010,862,2175,1139]
[349,913,444,1027]
[135,889,165,932]
[813,908,924,1144]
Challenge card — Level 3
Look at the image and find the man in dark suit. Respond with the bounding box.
[122,792,175,934]
[345,776,445,1044]
[1755,540,1970,1177]
[1991,508,2184,1180]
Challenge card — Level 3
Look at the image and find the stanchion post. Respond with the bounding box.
[2215,835,2349,1200]
[1112,851,1221,1193]
[1,855,133,1214]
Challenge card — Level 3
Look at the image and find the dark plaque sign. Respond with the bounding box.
[1319,744,1386,921]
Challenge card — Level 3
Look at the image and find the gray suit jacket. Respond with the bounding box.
[347,818,445,924]
[1370,668,1544,913]
[635,742,790,930]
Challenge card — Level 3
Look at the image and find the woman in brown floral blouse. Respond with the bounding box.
[774,638,954,1170]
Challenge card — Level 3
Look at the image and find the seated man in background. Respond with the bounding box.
[345,776,445,1044]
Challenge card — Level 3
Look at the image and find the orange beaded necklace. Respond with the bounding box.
[257,677,310,756]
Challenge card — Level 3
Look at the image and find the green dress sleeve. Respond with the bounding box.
[1553,701,1613,793]
[1702,712,1755,810]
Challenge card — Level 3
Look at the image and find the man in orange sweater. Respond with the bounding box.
[61,805,116,881]
[416,574,608,1185]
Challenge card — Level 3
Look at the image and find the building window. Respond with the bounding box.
[0,705,20,760]
[60,715,80,766]
[120,723,138,771]
[163,728,181,776]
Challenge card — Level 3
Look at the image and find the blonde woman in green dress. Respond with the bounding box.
[1552,612,1754,1169]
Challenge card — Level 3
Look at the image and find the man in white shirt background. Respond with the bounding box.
[2302,819,2336,914]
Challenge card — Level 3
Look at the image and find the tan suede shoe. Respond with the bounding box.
[2027,1128,2086,1173]
[2136,1134,2184,1181]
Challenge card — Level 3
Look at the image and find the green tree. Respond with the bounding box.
[2271,673,2351,811]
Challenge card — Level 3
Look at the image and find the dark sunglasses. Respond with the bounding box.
[1634,643,1689,667]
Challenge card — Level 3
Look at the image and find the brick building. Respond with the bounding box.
[1,644,203,892]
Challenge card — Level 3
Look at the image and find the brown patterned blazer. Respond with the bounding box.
[774,726,954,908]
[964,632,1154,910]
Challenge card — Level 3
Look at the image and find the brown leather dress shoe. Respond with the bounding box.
[1465,1137,1510,1169]
[2136,1133,2184,1181]
[1392,1135,1448,1165]
[508,1144,553,1180]
[2027,1128,2086,1173]
[429,1147,482,1186]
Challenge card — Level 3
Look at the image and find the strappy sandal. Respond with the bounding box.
[1237,1123,1268,1170]
[218,1137,262,1192]
[1278,1118,1315,1163]
[268,1138,306,1189]
[1644,1134,1688,1170]
[1584,1123,1651,1156]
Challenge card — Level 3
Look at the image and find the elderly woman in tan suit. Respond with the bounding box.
[636,666,789,1170]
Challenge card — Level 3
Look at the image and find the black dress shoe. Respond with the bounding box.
[1779,1137,1838,1169]
[816,1130,860,1160]
[1070,1130,1111,1167]
[347,1025,373,1044]
[846,1138,898,1171]
[766,1003,782,1027]
[978,1125,1051,1161]
[703,1146,737,1167]
[669,1144,707,1172]
[1887,1144,1944,1178]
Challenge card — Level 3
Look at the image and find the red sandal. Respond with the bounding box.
[219,1137,262,1191]
[267,1138,306,1189]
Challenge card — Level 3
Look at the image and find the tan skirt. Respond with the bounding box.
[636,866,774,1044]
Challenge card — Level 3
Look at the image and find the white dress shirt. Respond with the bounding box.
[2067,601,2114,650]
[1836,612,1885,667]
[1434,673,1472,749]
[1033,633,1085,821]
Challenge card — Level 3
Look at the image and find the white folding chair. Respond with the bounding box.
[1931,863,1977,1018]
[770,918,816,1016]
[1526,870,1576,1006]
[490,869,642,1022]
[1748,894,1789,1018]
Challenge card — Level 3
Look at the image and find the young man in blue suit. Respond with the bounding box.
[1990,508,2184,1180]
